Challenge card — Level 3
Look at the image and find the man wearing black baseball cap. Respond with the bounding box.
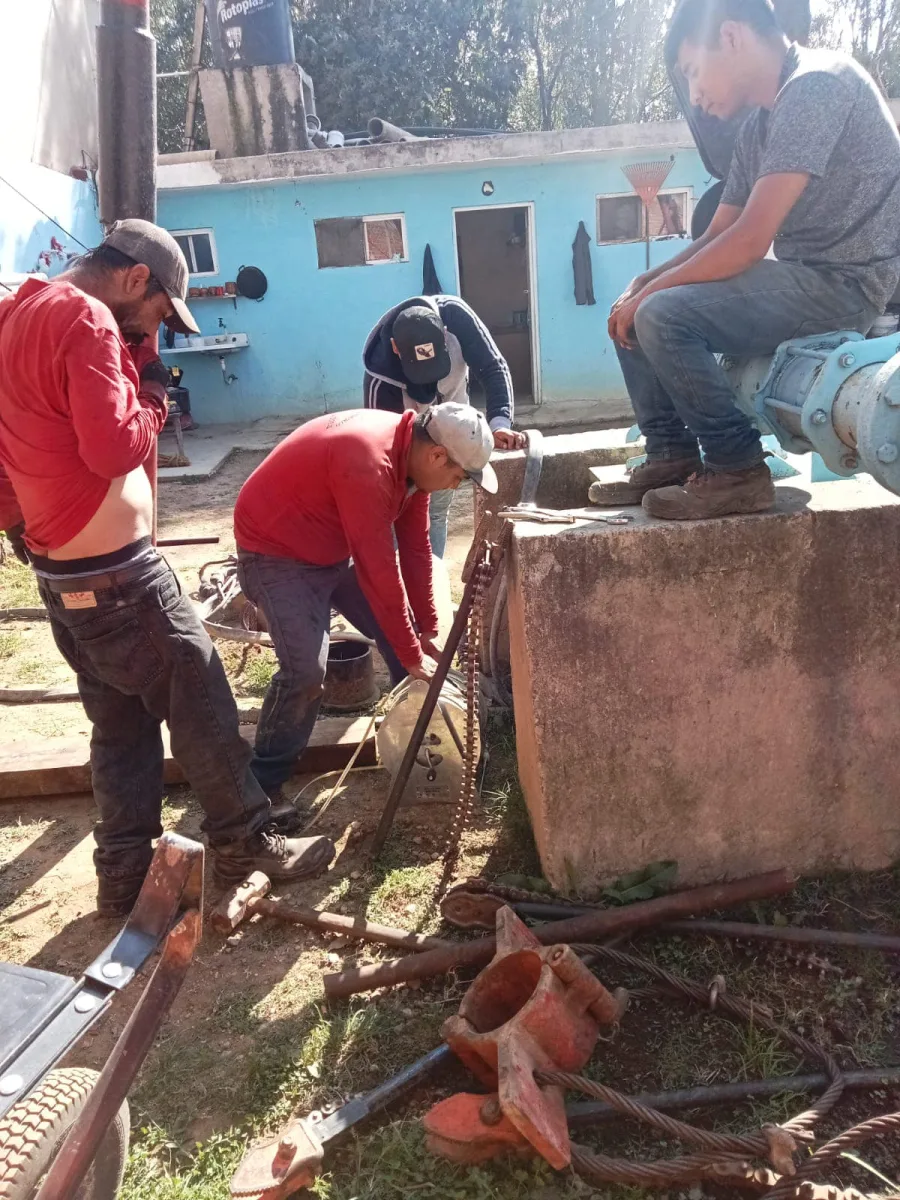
[363,295,524,557]
[0,219,334,915]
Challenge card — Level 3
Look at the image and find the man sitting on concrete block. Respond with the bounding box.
[363,295,524,556]
[233,403,498,804]
[597,0,900,520]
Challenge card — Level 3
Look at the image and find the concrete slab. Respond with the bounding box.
[157,416,301,482]
[507,474,900,891]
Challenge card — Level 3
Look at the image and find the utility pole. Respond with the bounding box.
[96,0,158,225]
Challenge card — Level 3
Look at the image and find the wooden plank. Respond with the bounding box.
[0,715,377,802]
[0,685,81,704]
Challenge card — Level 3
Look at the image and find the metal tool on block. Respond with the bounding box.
[230,1044,452,1198]
[423,906,627,1168]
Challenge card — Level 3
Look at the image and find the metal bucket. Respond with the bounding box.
[376,673,477,810]
[323,638,379,712]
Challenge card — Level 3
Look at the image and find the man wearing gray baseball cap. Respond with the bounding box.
[0,219,334,915]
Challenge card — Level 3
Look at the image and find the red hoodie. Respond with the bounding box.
[235,409,438,672]
[0,278,166,552]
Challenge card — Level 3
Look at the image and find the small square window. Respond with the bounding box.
[314,215,408,268]
[596,191,689,245]
[171,229,218,276]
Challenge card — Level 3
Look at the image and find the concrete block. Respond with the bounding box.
[507,474,900,890]
[200,64,312,158]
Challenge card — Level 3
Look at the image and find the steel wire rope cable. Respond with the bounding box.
[530,944,851,1193]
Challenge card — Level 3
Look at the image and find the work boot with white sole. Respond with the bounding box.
[642,463,775,520]
[588,456,702,506]
[212,827,335,886]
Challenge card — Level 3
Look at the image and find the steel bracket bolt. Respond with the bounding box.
[838,352,856,368]
[841,454,859,471]
[877,442,899,464]
[102,961,122,979]
[0,1074,23,1097]
[811,409,829,426]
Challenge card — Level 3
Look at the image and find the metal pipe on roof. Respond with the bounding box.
[368,118,421,143]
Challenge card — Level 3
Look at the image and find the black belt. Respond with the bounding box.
[39,559,158,594]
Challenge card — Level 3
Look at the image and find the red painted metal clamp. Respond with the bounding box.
[424,907,627,1168]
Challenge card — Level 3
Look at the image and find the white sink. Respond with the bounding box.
[163,333,249,356]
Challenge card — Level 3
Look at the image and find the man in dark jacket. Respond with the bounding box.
[363,295,524,556]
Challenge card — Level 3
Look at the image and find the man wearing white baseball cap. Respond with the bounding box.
[234,403,497,805]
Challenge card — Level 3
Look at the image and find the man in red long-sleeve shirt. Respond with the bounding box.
[234,403,498,799]
[0,220,334,915]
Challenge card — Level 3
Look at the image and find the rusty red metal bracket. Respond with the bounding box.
[424,907,627,1169]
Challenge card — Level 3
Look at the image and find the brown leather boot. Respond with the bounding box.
[588,456,702,506]
[642,463,775,520]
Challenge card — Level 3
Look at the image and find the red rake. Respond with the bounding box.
[623,158,675,269]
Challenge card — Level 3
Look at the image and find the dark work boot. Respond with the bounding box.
[211,827,335,887]
[642,463,775,520]
[96,872,147,918]
[589,456,702,506]
[268,800,307,835]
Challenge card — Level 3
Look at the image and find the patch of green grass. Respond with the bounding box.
[365,865,437,929]
[0,630,22,660]
[735,1018,798,1081]
[0,554,40,608]
[240,652,276,696]
[120,1125,245,1200]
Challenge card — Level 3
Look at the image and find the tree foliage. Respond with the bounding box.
[150,0,900,153]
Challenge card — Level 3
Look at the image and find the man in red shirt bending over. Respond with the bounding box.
[0,221,334,915]
[234,403,498,802]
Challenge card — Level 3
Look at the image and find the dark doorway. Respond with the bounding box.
[454,205,536,403]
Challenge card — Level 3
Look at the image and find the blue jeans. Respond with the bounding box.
[428,488,453,559]
[617,260,878,470]
[237,551,406,793]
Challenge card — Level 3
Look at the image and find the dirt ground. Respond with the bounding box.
[3,446,900,1199]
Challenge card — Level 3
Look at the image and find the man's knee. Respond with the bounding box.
[633,290,687,351]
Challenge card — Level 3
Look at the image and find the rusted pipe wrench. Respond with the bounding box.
[229,1044,452,1198]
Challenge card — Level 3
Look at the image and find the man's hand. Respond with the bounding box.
[420,633,442,660]
[608,288,648,349]
[409,655,439,682]
[4,522,28,565]
[493,428,526,451]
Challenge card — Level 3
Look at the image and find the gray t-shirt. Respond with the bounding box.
[722,44,900,310]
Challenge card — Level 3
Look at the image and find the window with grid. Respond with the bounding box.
[596,191,690,244]
[314,215,408,268]
[171,229,217,275]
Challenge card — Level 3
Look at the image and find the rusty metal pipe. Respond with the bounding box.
[256,897,453,954]
[566,1066,900,1129]
[324,870,795,1000]
[371,559,484,856]
[663,917,900,954]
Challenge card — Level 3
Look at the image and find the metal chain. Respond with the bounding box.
[437,550,493,895]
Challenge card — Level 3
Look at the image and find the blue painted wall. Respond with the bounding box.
[158,146,714,424]
[0,160,101,278]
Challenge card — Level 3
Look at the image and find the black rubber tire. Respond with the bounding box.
[0,1068,129,1200]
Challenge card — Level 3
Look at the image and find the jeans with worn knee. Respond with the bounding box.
[237,551,407,794]
[616,259,878,471]
[427,488,454,558]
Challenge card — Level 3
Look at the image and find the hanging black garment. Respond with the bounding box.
[423,243,443,294]
[572,221,595,306]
